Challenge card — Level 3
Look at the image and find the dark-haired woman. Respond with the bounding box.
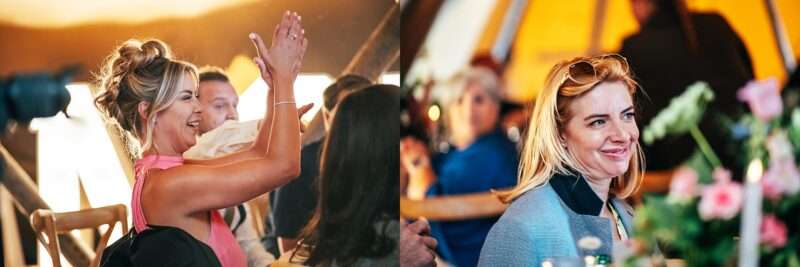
[280,84,400,266]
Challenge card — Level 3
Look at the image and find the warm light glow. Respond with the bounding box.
[237,74,333,123]
[427,105,441,122]
[226,55,263,96]
[414,0,498,81]
[380,72,400,86]
[32,83,132,267]
[746,159,764,183]
[238,72,402,123]
[0,0,258,28]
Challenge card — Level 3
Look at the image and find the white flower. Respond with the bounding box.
[767,130,794,161]
[792,108,800,129]
[643,82,714,144]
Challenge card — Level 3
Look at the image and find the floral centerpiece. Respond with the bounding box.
[629,80,800,267]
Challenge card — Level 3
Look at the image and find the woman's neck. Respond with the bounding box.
[449,126,475,150]
[583,175,611,205]
[451,136,474,150]
[451,128,496,150]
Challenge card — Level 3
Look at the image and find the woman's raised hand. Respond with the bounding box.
[249,11,308,88]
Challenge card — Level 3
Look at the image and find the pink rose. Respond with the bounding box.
[737,78,782,122]
[712,167,732,182]
[763,159,800,196]
[761,174,783,201]
[668,166,699,201]
[698,179,743,220]
[760,214,788,248]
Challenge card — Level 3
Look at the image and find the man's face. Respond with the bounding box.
[197,80,239,134]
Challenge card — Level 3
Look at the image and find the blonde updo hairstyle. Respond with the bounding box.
[94,39,198,158]
[498,55,645,203]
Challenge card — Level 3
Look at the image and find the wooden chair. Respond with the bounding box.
[30,204,128,267]
[1,186,26,267]
[246,192,271,237]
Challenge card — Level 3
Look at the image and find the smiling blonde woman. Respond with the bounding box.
[478,54,645,266]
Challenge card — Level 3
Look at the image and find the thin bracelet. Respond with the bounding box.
[275,101,296,106]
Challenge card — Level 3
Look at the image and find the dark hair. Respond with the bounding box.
[295,84,400,266]
[322,74,371,111]
[197,66,229,83]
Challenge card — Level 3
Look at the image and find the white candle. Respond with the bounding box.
[739,159,763,267]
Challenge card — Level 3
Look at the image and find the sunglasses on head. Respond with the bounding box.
[563,54,629,86]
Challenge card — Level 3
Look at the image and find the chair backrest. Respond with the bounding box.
[400,191,508,221]
[247,192,270,237]
[30,204,128,267]
[400,170,675,221]
[631,170,673,204]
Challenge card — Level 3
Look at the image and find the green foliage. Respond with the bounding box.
[631,83,800,266]
[642,82,714,145]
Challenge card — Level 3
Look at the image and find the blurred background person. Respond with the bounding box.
[469,53,528,144]
[620,0,754,172]
[401,66,518,267]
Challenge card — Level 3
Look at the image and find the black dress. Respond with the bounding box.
[101,225,221,267]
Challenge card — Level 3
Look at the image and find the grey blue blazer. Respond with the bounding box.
[477,173,635,266]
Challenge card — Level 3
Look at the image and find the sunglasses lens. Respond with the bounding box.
[568,61,596,84]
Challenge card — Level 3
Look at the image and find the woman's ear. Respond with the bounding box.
[137,101,150,121]
[559,133,567,147]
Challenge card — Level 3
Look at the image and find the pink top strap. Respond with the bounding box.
[132,155,184,233]
[132,155,246,267]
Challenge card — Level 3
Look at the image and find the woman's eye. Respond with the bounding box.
[589,120,605,127]
[623,112,635,120]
